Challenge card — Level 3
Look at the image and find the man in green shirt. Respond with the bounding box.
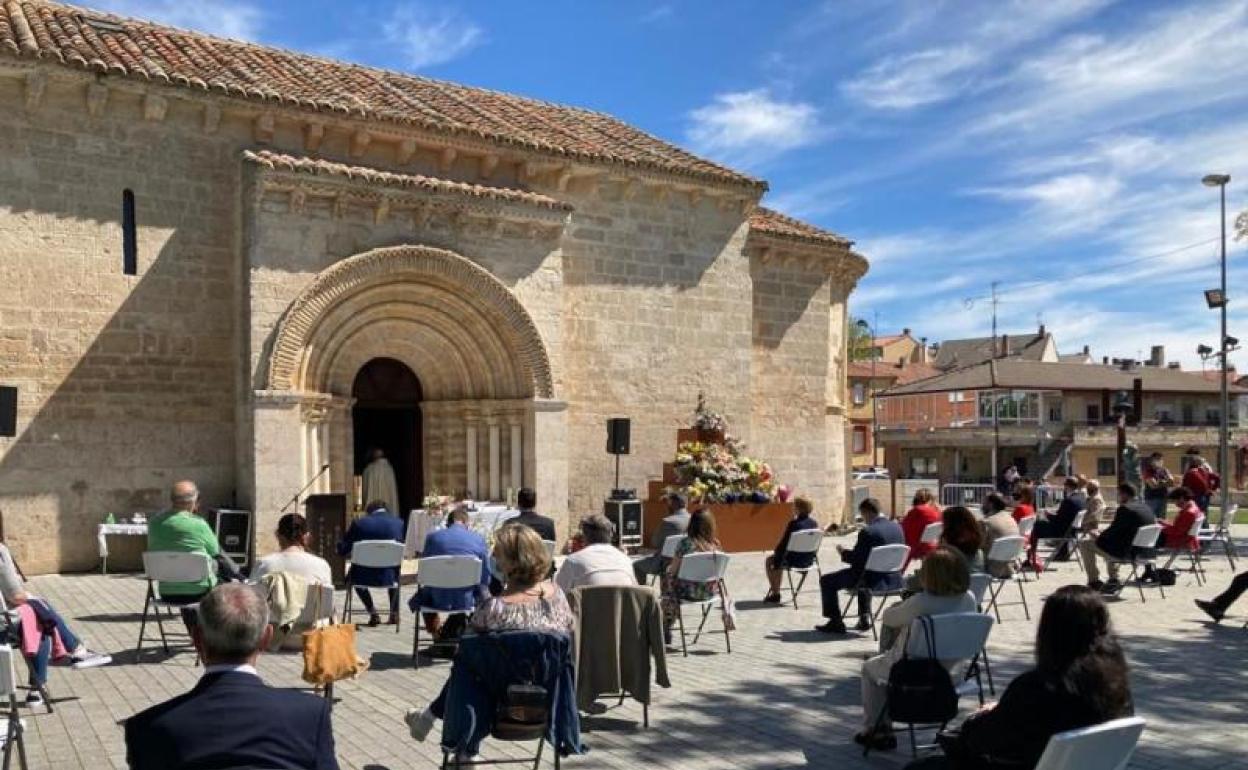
[147,480,222,599]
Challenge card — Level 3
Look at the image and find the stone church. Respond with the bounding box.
[0,1,868,573]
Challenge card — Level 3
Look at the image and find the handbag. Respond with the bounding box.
[886,615,958,725]
[301,589,366,686]
[484,636,551,739]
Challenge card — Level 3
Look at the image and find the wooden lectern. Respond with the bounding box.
[304,493,349,587]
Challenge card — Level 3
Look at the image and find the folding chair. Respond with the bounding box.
[341,540,405,633]
[542,540,557,559]
[781,529,824,609]
[411,555,483,669]
[841,544,910,641]
[647,535,684,587]
[0,598,51,714]
[966,573,996,695]
[865,612,993,758]
[1105,524,1165,602]
[919,521,943,548]
[137,552,214,658]
[672,552,732,657]
[1197,503,1236,570]
[984,536,1030,622]
[569,585,664,728]
[0,645,28,770]
[1034,716,1146,770]
[1036,510,1087,574]
[293,584,337,706]
[1160,515,1206,586]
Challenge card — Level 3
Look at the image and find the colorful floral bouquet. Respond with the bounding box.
[692,392,729,433]
[672,440,776,503]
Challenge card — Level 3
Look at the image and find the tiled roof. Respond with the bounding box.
[749,207,853,248]
[881,360,1247,396]
[848,361,939,384]
[0,1,764,191]
[244,150,571,211]
[932,332,1051,370]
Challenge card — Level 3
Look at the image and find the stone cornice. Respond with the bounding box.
[748,236,870,288]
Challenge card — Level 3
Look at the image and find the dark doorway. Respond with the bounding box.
[352,358,422,519]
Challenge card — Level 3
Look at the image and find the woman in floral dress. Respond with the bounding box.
[660,508,722,641]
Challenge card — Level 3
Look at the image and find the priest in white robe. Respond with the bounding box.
[361,448,400,516]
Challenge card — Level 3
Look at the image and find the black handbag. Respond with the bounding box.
[887,615,958,724]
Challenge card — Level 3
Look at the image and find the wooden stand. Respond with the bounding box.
[642,428,793,553]
[304,493,349,587]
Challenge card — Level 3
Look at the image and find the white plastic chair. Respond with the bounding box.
[1016,515,1037,539]
[1161,515,1207,585]
[0,645,28,770]
[985,536,1030,622]
[966,574,998,694]
[1105,524,1165,602]
[842,544,910,640]
[1034,716,1146,770]
[138,551,215,658]
[542,540,557,559]
[919,521,943,546]
[341,540,406,632]
[672,551,732,657]
[1198,503,1237,569]
[781,529,824,609]
[866,612,994,757]
[648,534,686,586]
[410,555,483,668]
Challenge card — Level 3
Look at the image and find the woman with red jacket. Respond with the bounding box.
[1011,483,1036,524]
[1160,486,1201,551]
[900,488,942,563]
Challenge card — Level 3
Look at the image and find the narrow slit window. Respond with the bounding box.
[122,189,137,275]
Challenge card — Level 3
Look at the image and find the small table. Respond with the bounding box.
[97,523,148,574]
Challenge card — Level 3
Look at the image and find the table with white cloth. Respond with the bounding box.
[97,522,148,574]
[403,506,520,557]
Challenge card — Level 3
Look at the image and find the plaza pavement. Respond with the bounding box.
[16,529,1248,770]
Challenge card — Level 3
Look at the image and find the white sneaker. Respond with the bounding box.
[23,691,43,709]
[405,706,435,741]
[70,649,112,669]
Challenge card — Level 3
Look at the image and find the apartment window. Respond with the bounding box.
[852,382,867,406]
[1182,404,1195,425]
[1048,401,1063,422]
[1086,404,1101,424]
[1154,404,1174,424]
[1096,457,1115,477]
[122,189,137,275]
[910,456,938,476]
[1206,407,1221,426]
[852,426,868,454]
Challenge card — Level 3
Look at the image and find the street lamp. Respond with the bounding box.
[1112,390,1134,486]
[856,318,879,469]
[1202,172,1232,529]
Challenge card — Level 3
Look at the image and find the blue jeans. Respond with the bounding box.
[26,599,80,686]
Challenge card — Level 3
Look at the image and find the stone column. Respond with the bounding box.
[509,412,523,497]
[250,390,308,555]
[526,399,569,541]
[488,414,502,501]
[464,407,479,498]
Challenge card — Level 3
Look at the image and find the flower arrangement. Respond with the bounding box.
[692,391,729,433]
[422,489,451,513]
[671,440,777,503]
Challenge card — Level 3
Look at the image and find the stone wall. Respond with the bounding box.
[0,77,238,572]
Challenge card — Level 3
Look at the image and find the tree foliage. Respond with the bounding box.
[848,316,874,361]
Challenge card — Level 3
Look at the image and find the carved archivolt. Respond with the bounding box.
[266,245,554,399]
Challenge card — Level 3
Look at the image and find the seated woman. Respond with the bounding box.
[1010,483,1036,524]
[980,493,1020,579]
[900,488,943,564]
[0,540,111,709]
[406,522,573,742]
[763,497,820,603]
[1160,486,1201,551]
[661,509,722,643]
[252,513,332,585]
[857,547,976,751]
[906,507,984,592]
[906,585,1133,769]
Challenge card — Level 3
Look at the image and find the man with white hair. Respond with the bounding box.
[125,583,339,769]
[146,480,227,601]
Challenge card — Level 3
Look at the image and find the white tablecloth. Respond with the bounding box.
[403,507,520,558]
[97,523,148,559]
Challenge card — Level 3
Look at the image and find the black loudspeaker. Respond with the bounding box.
[604,499,643,548]
[209,509,253,568]
[606,418,631,455]
[0,387,15,437]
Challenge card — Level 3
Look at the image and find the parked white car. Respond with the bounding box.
[852,470,891,480]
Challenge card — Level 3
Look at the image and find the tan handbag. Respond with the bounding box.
[301,589,367,686]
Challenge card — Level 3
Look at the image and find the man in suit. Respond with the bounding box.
[337,500,404,626]
[816,497,904,634]
[410,507,490,643]
[125,583,338,770]
[1079,482,1156,595]
[633,492,691,584]
[1026,476,1086,569]
[510,487,556,541]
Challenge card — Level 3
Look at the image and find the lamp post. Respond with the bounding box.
[1203,173,1232,528]
[856,318,879,469]
[1112,391,1133,486]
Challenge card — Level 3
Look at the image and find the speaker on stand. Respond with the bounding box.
[606,417,630,492]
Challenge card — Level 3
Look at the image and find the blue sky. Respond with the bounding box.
[97,0,1248,367]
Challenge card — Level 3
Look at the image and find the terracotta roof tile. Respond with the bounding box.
[244,149,572,211]
[1,1,764,190]
[749,206,853,248]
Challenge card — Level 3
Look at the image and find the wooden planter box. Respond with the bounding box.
[676,428,725,446]
[642,500,794,553]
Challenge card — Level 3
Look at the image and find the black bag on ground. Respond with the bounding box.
[887,615,958,725]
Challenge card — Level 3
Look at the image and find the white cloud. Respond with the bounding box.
[686,89,820,167]
[88,0,263,40]
[382,4,483,70]
[841,47,980,110]
[639,5,674,24]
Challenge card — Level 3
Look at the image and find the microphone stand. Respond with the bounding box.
[281,463,331,513]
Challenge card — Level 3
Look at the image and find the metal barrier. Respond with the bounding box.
[940,484,996,508]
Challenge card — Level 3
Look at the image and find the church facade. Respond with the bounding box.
[0,2,867,573]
